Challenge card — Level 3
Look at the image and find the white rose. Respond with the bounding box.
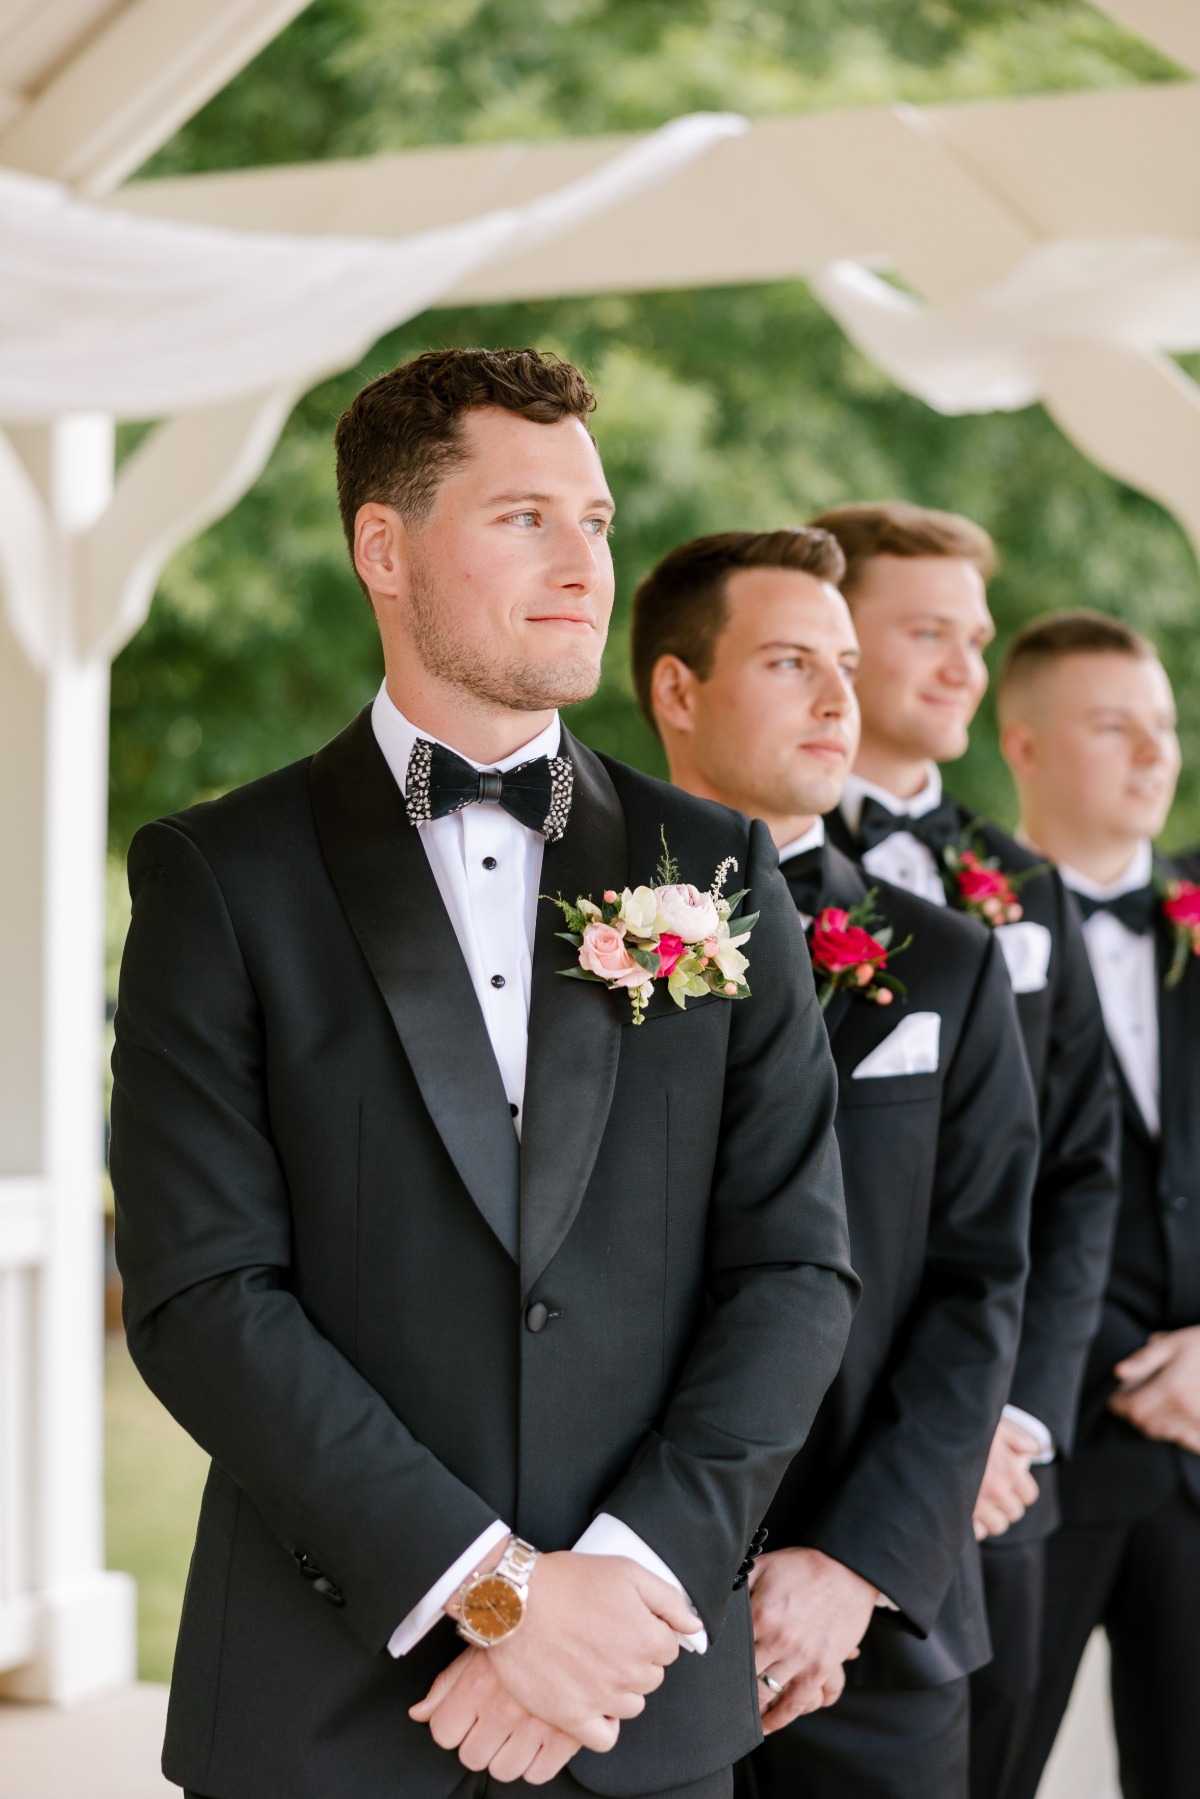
[654,882,720,944]
[619,885,659,937]
[713,939,750,982]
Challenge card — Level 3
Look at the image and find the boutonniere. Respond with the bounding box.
[941,827,1046,928]
[547,832,757,1025]
[1161,879,1200,987]
[809,891,910,1011]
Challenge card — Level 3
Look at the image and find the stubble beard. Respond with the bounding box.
[408,562,603,713]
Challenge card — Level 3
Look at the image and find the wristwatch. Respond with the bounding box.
[455,1536,539,1648]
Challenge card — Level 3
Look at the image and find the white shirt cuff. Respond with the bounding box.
[574,1513,708,1653]
[387,1518,511,1658]
[1002,1404,1055,1465]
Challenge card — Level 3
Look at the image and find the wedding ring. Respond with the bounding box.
[758,1671,784,1695]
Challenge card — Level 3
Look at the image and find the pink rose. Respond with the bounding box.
[811,908,888,978]
[656,933,686,978]
[654,882,720,943]
[579,920,653,990]
[1164,881,1200,929]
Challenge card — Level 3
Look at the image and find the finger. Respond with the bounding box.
[974,1504,1010,1540]
[631,1567,704,1638]
[820,1667,846,1709]
[458,1713,515,1774]
[761,1676,825,1733]
[1114,1338,1174,1383]
[486,1720,547,1784]
[574,1715,620,1754]
[523,1733,587,1783]
[409,1650,474,1722]
[609,1689,647,1722]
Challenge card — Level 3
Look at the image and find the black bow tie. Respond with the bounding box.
[856,794,962,857]
[404,738,574,841]
[1073,885,1157,936]
[781,846,827,920]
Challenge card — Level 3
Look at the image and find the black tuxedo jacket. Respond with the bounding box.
[766,847,1037,1688]
[110,711,858,1799]
[827,806,1119,1541]
[1061,854,1200,1524]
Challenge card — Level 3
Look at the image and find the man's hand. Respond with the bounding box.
[973,1418,1041,1541]
[409,1648,582,1784]
[1110,1327,1200,1454]
[748,1547,878,1733]
[437,1551,697,1752]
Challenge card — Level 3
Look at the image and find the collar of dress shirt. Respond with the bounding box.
[840,763,943,837]
[370,680,562,798]
[1057,839,1154,903]
[777,818,826,866]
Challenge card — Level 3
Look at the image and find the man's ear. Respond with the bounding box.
[354,503,408,605]
[999,716,1036,778]
[651,655,700,737]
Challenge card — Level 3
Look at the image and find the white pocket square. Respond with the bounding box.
[851,1011,941,1079]
[994,921,1052,995]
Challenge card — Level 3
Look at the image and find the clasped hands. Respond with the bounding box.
[748,1547,879,1733]
[409,1551,700,1786]
[1109,1324,1200,1455]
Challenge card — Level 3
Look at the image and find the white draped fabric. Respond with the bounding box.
[0,111,746,422]
[812,239,1200,416]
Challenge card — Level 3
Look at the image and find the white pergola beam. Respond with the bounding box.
[0,0,313,195]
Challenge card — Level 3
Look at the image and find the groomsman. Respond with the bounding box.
[631,527,1038,1797]
[810,503,1119,1797]
[110,350,859,1799]
[996,612,1200,1799]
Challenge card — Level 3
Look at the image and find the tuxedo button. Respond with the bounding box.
[313,1576,344,1606]
[509,1103,519,1118]
[526,1301,549,1332]
[491,974,506,989]
[483,857,498,870]
[293,1550,322,1580]
[1167,1193,1191,1212]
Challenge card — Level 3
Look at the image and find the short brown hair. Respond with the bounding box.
[630,528,846,734]
[998,609,1156,708]
[334,347,596,591]
[807,501,996,597]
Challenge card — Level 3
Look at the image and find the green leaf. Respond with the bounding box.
[628,942,659,972]
[557,966,604,983]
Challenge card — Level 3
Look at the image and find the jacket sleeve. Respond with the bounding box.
[1009,876,1121,1452]
[596,819,859,1637]
[111,821,503,1655]
[805,936,1038,1634]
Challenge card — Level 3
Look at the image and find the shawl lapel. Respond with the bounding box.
[519,730,627,1294]
[309,709,522,1258]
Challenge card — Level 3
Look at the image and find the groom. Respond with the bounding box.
[110,348,857,1799]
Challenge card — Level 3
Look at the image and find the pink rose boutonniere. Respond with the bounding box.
[548,831,757,1024]
[1162,879,1200,987]
[809,892,910,1011]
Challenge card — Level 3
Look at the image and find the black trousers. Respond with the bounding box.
[1007,1485,1200,1799]
[738,1676,969,1799]
[187,1772,732,1799]
[968,1536,1045,1799]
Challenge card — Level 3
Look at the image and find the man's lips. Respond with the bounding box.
[525,611,596,631]
[797,740,850,764]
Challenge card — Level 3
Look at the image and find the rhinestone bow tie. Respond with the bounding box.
[404,738,574,841]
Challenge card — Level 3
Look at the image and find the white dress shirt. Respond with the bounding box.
[1058,841,1159,1138]
[370,685,706,1656]
[840,765,1054,1461]
[840,766,949,907]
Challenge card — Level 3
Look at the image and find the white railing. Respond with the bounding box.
[0,1180,45,1673]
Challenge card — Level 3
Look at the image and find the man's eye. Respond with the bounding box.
[583,517,611,536]
[508,511,539,527]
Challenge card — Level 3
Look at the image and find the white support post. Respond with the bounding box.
[0,419,135,1704]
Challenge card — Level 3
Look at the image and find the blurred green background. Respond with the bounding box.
[104,0,1200,1680]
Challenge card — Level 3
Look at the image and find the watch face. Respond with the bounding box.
[461,1575,525,1642]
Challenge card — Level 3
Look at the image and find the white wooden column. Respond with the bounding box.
[0,418,136,1703]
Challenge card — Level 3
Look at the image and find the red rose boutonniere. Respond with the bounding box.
[810,892,910,1012]
[1162,879,1200,987]
[945,847,1024,926]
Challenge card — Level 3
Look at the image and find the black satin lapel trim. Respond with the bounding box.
[520,732,627,1293]
[814,845,867,1044]
[309,709,521,1259]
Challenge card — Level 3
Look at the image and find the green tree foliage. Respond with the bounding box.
[110,1,1200,855]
